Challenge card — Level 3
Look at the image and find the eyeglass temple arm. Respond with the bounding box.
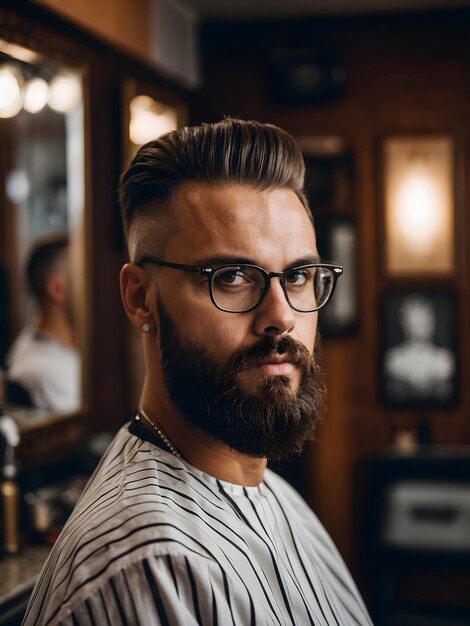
[137,257,343,276]
[135,257,208,273]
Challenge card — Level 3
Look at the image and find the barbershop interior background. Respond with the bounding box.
[0,0,469,624]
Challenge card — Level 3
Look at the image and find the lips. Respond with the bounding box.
[254,354,296,376]
[258,354,293,366]
[231,335,313,378]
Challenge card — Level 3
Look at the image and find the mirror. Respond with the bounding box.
[0,39,87,431]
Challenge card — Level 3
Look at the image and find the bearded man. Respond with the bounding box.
[24,119,372,626]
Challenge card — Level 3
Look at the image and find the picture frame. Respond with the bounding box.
[316,215,359,337]
[269,50,346,106]
[298,135,354,216]
[380,134,456,278]
[379,290,458,409]
[296,135,357,338]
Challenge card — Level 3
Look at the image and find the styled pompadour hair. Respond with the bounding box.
[119,118,311,238]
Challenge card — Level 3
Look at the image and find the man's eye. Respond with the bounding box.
[216,269,249,286]
[286,269,311,286]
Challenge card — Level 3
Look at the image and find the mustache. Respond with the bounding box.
[229,335,314,375]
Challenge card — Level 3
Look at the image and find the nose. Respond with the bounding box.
[253,277,295,337]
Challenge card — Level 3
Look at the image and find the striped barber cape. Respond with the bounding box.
[23,420,372,626]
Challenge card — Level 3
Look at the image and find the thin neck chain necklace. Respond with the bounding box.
[136,409,182,459]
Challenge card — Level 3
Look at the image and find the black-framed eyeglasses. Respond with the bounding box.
[136,256,343,314]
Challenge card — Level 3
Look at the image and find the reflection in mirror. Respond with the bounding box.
[0,41,85,424]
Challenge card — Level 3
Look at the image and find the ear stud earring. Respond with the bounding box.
[142,322,150,333]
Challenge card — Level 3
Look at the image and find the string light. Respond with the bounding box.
[48,72,81,113]
[24,77,49,113]
[0,65,23,118]
[0,63,81,117]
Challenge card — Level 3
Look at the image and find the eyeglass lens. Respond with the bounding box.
[211,265,335,312]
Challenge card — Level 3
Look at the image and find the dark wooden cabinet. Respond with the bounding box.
[360,449,470,625]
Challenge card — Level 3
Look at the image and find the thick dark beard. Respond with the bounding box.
[157,299,326,460]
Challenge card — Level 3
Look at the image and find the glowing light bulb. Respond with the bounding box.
[385,137,454,275]
[396,168,443,252]
[0,65,23,118]
[129,95,177,145]
[24,77,49,113]
[49,72,81,112]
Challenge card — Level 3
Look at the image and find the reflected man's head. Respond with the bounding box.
[399,295,435,342]
[26,233,71,309]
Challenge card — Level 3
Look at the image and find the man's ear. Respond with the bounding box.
[44,271,67,304]
[120,263,153,331]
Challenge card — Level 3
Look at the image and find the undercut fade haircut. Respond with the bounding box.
[119,117,311,240]
[26,233,69,301]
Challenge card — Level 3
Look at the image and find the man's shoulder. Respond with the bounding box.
[75,425,203,515]
[6,327,35,364]
[56,426,223,562]
[25,526,213,626]
[7,328,68,374]
[27,428,219,622]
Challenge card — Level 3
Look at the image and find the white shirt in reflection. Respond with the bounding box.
[6,327,80,412]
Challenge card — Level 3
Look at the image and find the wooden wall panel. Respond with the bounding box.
[192,9,470,575]
[32,0,151,61]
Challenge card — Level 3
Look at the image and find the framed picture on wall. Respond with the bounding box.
[298,135,354,216]
[269,50,346,105]
[380,134,456,278]
[379,290,458,409]
[316,215,358,337]
[297,135,358,337]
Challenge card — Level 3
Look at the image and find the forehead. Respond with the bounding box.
[163,182,317,265]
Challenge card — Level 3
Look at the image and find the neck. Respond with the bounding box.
[35,306,76,349]
[140,376,267,486]
[406,337,431,346]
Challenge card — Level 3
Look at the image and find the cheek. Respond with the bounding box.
[202,317,253,358]
[296,315,318,354]
[167,300,251,358]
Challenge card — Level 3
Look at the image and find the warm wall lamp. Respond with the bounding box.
[122,79,186,168]
[383,135,455,277]
[129,95,177,147]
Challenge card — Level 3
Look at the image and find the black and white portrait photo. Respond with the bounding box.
[380,291,458,409]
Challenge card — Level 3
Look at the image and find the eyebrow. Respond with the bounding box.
[285,254,322,268]
[193,254,322,268]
